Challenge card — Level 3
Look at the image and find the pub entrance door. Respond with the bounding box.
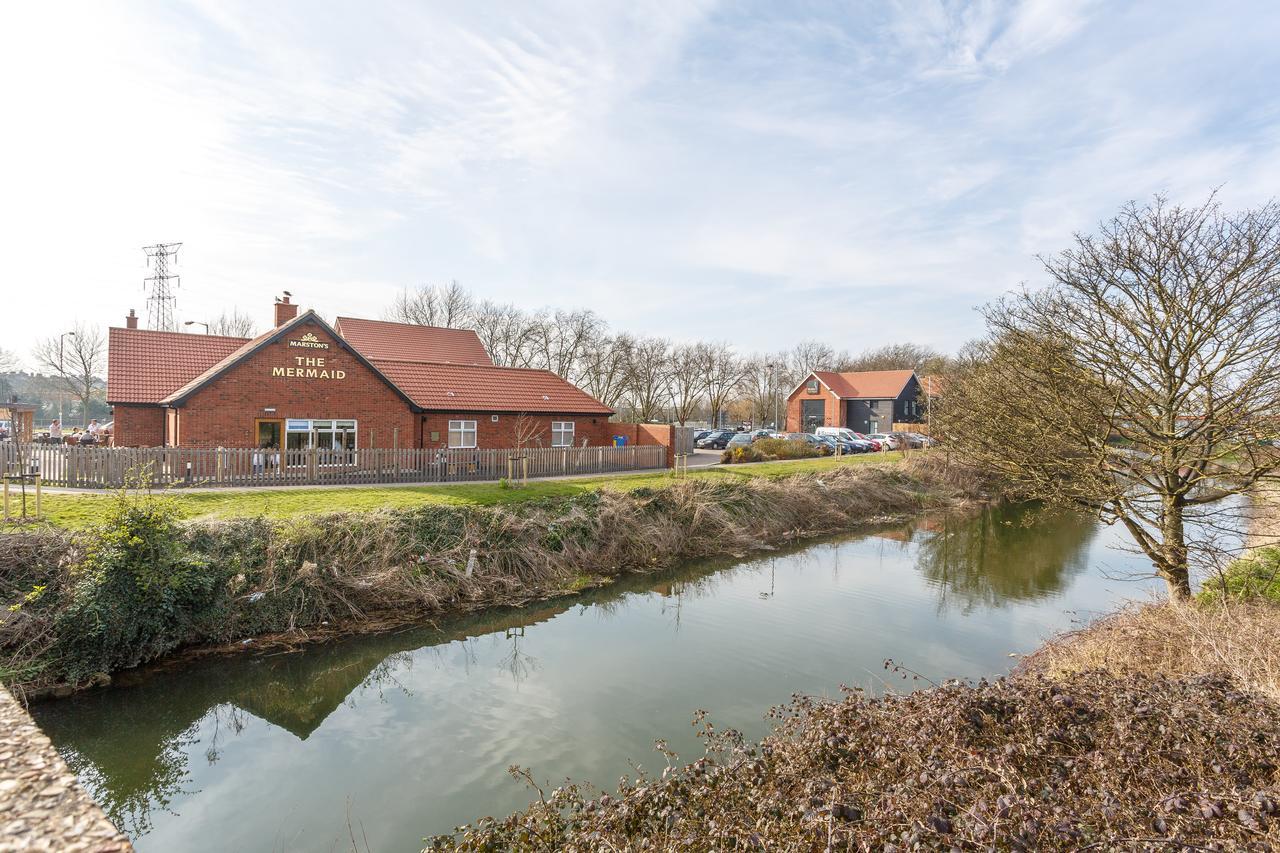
[255,418,283,449]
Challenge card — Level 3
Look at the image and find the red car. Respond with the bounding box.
[851,432,883,451]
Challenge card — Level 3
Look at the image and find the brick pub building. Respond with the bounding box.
[107,297,617,451]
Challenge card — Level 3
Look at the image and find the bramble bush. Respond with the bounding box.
[428,671,1280,851]
[51,489,226,684]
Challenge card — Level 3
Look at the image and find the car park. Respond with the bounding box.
[815,426,874,453]
[693,429,712,443]
[697,430,736,449]
[890,431,926,449]
[784,433,834,454]
[851,431,883,451]
[725,432,755,450]
[868,433,899,450]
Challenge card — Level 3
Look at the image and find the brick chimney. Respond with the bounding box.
[125,309,138,329]
[274,294,298,327]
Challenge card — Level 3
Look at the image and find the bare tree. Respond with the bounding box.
[529,309,605,384]
[624,337,673,423]
[667,343,708,426]
[31,324,106,428]
[579,333,632,411]
[786,340,835,388]
[836,342,949,375]
[0,348,20,373]
[471,300,540,367]
[511,412,546,450]
[703,342,746,430]
[741,355,786,428]
[208,309,257,338]
[937,195,1280,599]
[386,280,475,328]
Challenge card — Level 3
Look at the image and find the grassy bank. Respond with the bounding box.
[0,454,971,696]
[27,452,904,529]
[1023,600,1280,701]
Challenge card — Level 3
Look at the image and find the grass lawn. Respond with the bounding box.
[21,451,904,529]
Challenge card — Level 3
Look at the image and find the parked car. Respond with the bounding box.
[890,431,927,449]
[725,432,755,450]
[850,431,883,451]
[693,429,712,443]
[697,430,736,449]
[868,433,900,450]
[784,433,833,455]
[816,426,874,453]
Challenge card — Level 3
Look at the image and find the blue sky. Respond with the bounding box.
[4,1,1280,360]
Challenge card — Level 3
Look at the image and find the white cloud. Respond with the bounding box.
[2,0,1280,361]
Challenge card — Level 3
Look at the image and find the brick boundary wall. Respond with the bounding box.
[0,686,132,851]
[607,423,678,468]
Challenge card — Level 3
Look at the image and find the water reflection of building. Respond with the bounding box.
[33,595,592,836]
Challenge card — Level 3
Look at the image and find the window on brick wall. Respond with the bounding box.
[551,421,575,447]
[448,420,477,448]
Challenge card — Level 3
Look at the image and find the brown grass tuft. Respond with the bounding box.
[1021,600,1280,701]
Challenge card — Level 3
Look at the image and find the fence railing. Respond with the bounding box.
[1,443,668,490]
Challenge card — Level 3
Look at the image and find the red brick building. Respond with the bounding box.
[106,298,615,450]
[784,369,923,434]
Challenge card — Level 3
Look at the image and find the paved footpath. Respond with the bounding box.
[0,687,131,852]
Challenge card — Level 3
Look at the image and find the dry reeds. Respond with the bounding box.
[1021,600,1280,701]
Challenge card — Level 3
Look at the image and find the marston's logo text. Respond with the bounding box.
[288,332,330,349]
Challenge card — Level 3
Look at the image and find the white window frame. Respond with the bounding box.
[551,421,575,447]
[448,419,477,449]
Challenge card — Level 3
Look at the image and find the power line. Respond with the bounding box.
[142,242,182,331]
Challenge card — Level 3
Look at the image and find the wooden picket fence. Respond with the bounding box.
[2,443,667,490]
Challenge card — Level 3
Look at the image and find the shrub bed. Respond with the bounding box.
[428,670,1280,850]
[0,456,989,694]
[722,437,827,465]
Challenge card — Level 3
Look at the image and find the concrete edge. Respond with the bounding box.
[0,686,132,852]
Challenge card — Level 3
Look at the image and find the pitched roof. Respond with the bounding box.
[810,369,918,399]
[371,359,613,414]
[333,317,492,365]
[919,375,946,397]
[159,311,417,410]
[107,327,250,404]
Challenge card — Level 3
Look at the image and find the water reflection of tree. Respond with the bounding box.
[914,505,1098,613]
[60,718,201,838]
[500,627,539,686]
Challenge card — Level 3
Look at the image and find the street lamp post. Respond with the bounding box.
[184,320,210,334]
[765,362,780,430]
[58,330,76,426]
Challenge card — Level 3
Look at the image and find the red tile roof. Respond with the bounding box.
[919,375,946,397]
[159,322,293,405]
[811,369,917,399]
[334,317,492,365]
[107,327,250,404]
[372,359,613,414]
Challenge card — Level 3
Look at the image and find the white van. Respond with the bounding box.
[815,426,857,443]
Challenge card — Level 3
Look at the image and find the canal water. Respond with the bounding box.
[33,503,1158,851]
